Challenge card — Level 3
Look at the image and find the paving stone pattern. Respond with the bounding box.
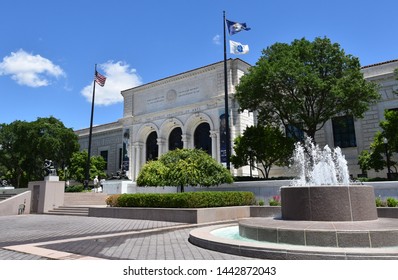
[0,214,254,260]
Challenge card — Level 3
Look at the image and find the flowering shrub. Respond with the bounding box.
[268,195,281,206]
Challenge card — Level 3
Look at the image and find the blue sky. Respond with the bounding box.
[1,0,397,130]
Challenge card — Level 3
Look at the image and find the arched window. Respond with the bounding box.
[146,131,158,161]
[194,123,211,155]
[169,127,183,151]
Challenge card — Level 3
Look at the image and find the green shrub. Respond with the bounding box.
[107,191,255,208]
[257,199,265,206]
[375,196,387,207]
[65,185,84,192]
[387,197,398,207]
[375,196,398,207]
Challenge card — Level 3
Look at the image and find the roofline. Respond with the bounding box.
[121,58,251,94]
[74,121,122,134]
[361,59,398,69]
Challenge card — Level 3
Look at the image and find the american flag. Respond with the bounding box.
[95,71,106,87]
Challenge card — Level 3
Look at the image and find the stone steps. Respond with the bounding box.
[0,193,16,201]
[63,192,108,206]
[47,206,89,216]
[46,193,109,217]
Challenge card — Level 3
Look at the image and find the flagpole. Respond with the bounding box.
[223,11,231,170]
[85,64,97,189]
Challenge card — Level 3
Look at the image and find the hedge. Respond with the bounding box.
[105,191,256,208]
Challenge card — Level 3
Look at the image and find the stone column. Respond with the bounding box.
[210,130,218,160]
[182,134,191,149]
[125,128,133,180]
[157,137,165,157]
[214,131,221,162]
[133,142,142,181]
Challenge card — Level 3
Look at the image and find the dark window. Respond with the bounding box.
[194,123,212,155]
[100,150,108,170]
[169,127,183,151]
[286,124,304,142]
[146,131,158,161]
[332,115,357,148]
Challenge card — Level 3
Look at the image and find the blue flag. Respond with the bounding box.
[226,19,251,35]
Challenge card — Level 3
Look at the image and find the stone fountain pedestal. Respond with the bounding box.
[238,185,398,251]
[189,138,398,258]
[280,185,378,221]
[189,185,398,259]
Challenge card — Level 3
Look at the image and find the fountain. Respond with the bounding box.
[189,138,398,259]
[280,138,377,221]
[290,138,350,186]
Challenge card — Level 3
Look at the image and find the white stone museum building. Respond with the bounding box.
[75,58,398,181]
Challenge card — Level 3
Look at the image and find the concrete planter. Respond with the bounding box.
[88,204,398,224]
[281,185,378,221]
[89,206,251,224]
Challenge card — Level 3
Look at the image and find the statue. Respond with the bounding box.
[108,168,129,180]
[0,178,8,187]
[43,159,57,177]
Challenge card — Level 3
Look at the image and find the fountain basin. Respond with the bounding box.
[239,217,398,248]
[189,222,398,259]
[281,185,378,221]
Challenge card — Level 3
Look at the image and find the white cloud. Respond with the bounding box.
[213,34,221,45]
[0,49,65,87]
[81,61,143,106]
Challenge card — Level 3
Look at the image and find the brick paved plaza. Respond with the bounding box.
[0,214,254,260]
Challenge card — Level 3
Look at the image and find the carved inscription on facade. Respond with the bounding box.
[178,87,200,98]
[145,87,200,106]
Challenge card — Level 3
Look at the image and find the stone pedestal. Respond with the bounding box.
[102,180,135,194]
[44,175,59,181]
[281,185,378,221]
[28,179,64,214]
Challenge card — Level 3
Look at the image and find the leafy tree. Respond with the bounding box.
[0,117,79,187]
[381,109,398,153]
[358,134,387,173]
[136,160,169,187]
[137,148,233,192]
[68,150,107,183]
[231,125,294,178]
[235,37,380,142]
[0,121,27,186]
[358,110,398,175]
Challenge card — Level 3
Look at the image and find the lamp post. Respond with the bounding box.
[383,137,392,180]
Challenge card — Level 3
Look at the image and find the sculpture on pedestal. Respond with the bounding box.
[43,159,57,177]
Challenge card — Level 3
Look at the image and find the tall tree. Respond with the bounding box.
[0,117,79,187]
[235,37,380,142]
[68,150,106,183]
[231,125,294,178]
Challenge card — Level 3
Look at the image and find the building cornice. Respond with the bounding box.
[121,58,251,96]
[75,121,122,136]
[361,59,398,81]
